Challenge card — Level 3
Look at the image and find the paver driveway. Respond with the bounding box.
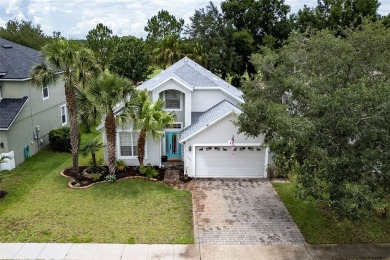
[187,179,305,245]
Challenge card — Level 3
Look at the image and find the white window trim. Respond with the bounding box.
[60,104,67,126]
[117,130,147,160]
[163,90,183,111]
[42,85,49,100]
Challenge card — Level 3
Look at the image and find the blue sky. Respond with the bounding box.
[0,0,389,39]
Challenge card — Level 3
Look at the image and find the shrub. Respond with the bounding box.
[49,127,71,152]
[105,174,116,182]
[140,163,158,179]
[116,160,126,171]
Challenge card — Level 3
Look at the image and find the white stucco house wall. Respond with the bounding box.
[102,57,270,178]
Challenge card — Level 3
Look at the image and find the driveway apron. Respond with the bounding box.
[188,179,305,245]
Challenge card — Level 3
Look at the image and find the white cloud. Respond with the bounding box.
[0,0,388,39]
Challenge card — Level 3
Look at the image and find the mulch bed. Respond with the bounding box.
[62,166,165,188]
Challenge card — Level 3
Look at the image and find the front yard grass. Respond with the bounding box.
[0,130,194,244]
[273,181,390,244]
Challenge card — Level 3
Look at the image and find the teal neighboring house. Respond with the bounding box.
[0,38,68,169]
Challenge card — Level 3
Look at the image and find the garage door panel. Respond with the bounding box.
[195,146,265,178]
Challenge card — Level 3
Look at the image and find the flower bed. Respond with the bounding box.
[62,166,165,188]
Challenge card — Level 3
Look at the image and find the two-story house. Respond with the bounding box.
[103,57,269,178]
[0,38,68,170]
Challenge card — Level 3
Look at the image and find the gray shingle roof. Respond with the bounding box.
[180,100,242,142]
[0,38,42,80]
[0,97,28,129]
[138,57,243,100]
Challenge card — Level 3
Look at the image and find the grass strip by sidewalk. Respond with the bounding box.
[273,182,390,244]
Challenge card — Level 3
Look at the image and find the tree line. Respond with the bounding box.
[1,0,389,87]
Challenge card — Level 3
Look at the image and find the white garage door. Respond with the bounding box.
[195,146,266,178]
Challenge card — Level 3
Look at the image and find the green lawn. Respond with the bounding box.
[0,130,194,244]
[273,182,390,244]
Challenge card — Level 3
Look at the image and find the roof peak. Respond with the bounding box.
[138,57,243,101]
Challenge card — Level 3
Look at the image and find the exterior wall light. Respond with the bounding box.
[189,145,192,152]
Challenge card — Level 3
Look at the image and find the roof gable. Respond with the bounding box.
[0,38,42,80]
[180,100,242,142]
[138,57,243,101]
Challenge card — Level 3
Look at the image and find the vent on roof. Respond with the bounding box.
[1,45,12,49]
[0,71,7,77]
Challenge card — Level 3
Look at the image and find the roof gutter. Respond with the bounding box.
[0,70,65,82]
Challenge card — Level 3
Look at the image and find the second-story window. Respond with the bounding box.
[42,85,49,100]
[165,90,181,109]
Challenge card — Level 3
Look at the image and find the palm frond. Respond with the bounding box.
[30,63,57,88]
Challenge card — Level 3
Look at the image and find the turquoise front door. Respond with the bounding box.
[166,132,181,159]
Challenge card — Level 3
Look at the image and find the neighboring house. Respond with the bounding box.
[102,57,270,178]
[0,38,67,169]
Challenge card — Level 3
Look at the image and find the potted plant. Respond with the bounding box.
[116,160,126,171]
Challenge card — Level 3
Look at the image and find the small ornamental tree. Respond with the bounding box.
[80,137,104,169]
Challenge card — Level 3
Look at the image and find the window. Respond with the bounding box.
[42,85,49,100]
[119,132,139,157]
[60,105,67,125]
[165,90,181,109]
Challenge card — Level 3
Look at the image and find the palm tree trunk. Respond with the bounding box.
[92,152,97,167]
[105,110,117,174]
[65,84,79,173]
[137,128,147,167]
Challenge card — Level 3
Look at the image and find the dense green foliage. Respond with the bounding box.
[110,36,152,83]
[221,0,292,49]
[238,21,390,219]
[185,2,241,80]
[86,23,118,71]
[0,19,50,50]
[49,128,72,152]
[294,0,380,32]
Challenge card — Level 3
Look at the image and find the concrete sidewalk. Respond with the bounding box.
[1,242,390,260]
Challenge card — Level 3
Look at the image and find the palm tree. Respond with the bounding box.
[153,35,184,69]
[187,42,209,67]
[31,39,100,172]
[133,90,175,167]
[80,137,104,169]
[76,89,101,133]
[88,71,134,175]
